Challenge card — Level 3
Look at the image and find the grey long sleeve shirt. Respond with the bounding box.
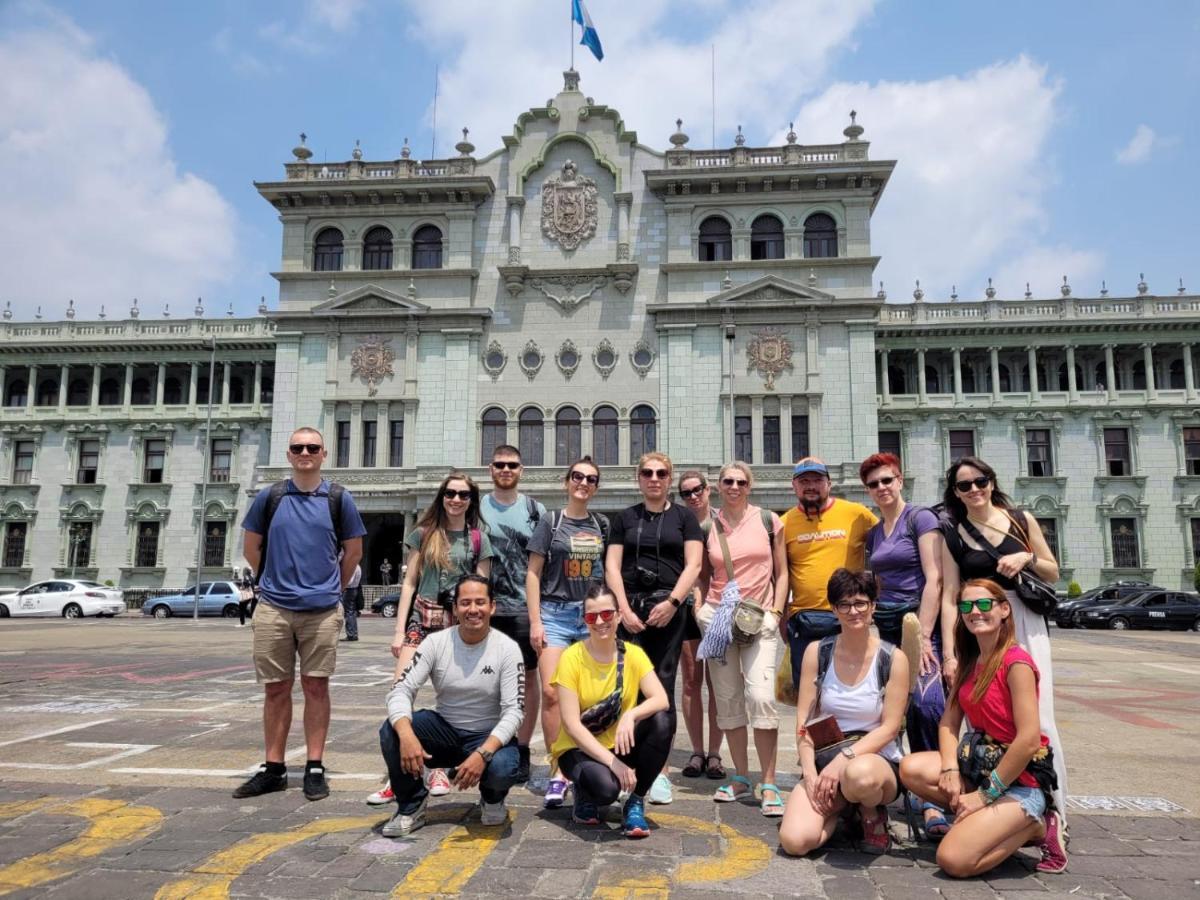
[386,626,525,746]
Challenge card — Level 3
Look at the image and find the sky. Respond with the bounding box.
[0,0,1196,320]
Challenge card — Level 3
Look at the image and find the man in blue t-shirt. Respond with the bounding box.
[235,426,366,802]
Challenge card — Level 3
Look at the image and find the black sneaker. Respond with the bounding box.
[233,765,287,799]
[516,746,531,785]
[304,765,330,801]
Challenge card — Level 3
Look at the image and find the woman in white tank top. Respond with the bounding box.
[780,569,910,857]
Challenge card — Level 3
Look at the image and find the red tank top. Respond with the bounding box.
[958,645,1049,787]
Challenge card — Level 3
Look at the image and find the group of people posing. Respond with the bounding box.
[234,426,1069,880]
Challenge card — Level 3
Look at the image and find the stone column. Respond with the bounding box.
[1066,346,1079,403]
[1027,347,1040,400]
[750,397,764,465]
[25,365,37,410]
[189,362,199,407]
[349,401,363,468]
[952,348,964,401]
[1104,345,1117,402]
[1142,343,1157,399]
[505,196,524,265]
[989,347,1001,401]
[1183,343,1197,401]
[123,363,133,408]
[252,361,262,409]
[916,349,927,405]
[614,193,632,261]
[780,394,794,465]
[58,365,69,408]
[879,349,891,404]
[155,363,166,406]
[377,403,389,467]
[220,361,231,406]
[90,364,101,408]
[543,415,555,466]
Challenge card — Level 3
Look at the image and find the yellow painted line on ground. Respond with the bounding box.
[591,874,672,900]
[390,809,511,898]
[155,815,383,900]
[0,797,60,820]
[0,798,163,896]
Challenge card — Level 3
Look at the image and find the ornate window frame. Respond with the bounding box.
[57,499,102,576]
[1,424,45,486]
[555,340,581,380]
[876,413,913,477]
[193,499,238,572]
[1014,412,1066,486]
[1092,410,1145,485]
[630,340,657,378]
[1096,493,1153,579]
[1023,494,1072,580]
[935,412,987,471]
[0,499,36,573]
[592,339,618,379]
[131,423,176,484]
[518,340,544,381]
[1170,409,1200,478]
[1176,495,1200,572]
[482,340,508,381]
[124,499,169,572]
[200,421,242,485]
[64,423,110,485]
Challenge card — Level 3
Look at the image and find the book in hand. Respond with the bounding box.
[804,714,845,750]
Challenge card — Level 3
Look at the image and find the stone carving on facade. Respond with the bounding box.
[746,327,794,390]
[630,340,657,378]
[350,335,395,397]
[482,341,508,381]
[519,340,544,381]
[555,340,581,380]
[592,339,618,379]
[529,274,607,310]
[541,160,599,251]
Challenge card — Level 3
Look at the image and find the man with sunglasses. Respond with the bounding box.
[481,445,546,783]
[781,457,877,690]
[237,427,366,801]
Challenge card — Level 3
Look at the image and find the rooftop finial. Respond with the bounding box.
[985,277,996,300]
[563,68,580,92]
[352,139,362,161]
[98,304,105,320]
[163,302,170,318]
[950,284,958,301]
[1136,272,1148,295]
[35,305,42,320]
[455,127,475,157]
[843,109,864,141]
[195,297,204,317]
[1024,282,1032,300]
[1179,277,1187,295]
[1100,280,1109,297]
[130,298,140,319]
[258,295,269,315]
[809,269,818,287]
[876,281,887,300]
[786,122,797,144]
[734,124,745,147]
[292,132,312,162]
[66,299,75,320]
[328,281,337,298]
[1060,275,1071,297]
[400,137,411,160]
[913,279,924,302]
[226,301,234,317]
[722,270,733,291]
[2,301,10,320]
[669,119,688,147]
[407,277,418,301]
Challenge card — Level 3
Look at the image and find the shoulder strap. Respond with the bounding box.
[760,508,775,541]
[327,482,346,547]
[589,512,610,548]
[700,519,713,538]
[1004,509,1033,552]
[811,635,838,719]
[712,517,736,584]
[959,517,1006,565]
[905,505,923,546]
[546,510,565,566]
[469,527,482,569]
[255,481,289,583]
[875,642,895,697]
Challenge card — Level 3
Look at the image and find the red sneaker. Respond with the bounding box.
[1036,810,1068,873]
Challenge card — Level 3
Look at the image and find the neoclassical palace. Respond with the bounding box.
[2,72,1198,590]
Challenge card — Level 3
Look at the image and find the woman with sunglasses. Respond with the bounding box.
[859,452,947,837]
[551,584,671,838]
[779,569,909,856]
[676,470,726,782]
[900,579,1066,876]
[605,451,704,805]
[694,462,787,816]
[527,456,609,808]
[940,457,1067,829]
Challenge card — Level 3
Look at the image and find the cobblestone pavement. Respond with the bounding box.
[0,617,1197,898]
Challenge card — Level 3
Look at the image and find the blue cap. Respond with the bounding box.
[792,460,829,478]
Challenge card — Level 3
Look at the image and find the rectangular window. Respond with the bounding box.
[1035,517,1060,564]
[1026,429,1053,477]
[336,422,350,468]
[389,420,404,467]
[68,522,92,569]
[12,441,33,485]
[1103,427,1131,476]
[135,522,159,568]
[762,415,781,465]
[203,521,227,567]
[76,439,100,484]
[3,522,26,568]
[143,439,165,483]
[734,415,752,462]
[1184,428,1200,476]
[593,417,619,467]
[555,420,581,466]
[210,438,232,482]
[949,429,975,461]
[1110,517,1139,568]
[878,430,902,459]
[362,420,377,468]
[1192,518,1200,564]
[791,414,810,462]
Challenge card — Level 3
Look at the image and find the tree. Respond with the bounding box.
[1067,581,1082,599]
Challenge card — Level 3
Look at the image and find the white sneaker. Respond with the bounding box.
[648,773,674,804]
[427,768,451,796]
[381,796,427,837]
[480,799,508,826]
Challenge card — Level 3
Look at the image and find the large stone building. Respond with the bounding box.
[2,72,1198,591]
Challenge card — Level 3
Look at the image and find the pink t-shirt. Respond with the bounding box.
[958,644,1049,787]
[703,505,783,607]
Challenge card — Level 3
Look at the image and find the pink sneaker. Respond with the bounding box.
[1036,810,1068,873]
[427,768,452,797]
[366,783,394,807]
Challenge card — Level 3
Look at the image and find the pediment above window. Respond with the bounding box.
[706,275,837,306]
[311,284,429,315]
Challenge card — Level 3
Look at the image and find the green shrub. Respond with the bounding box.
[1066,580,1082,599]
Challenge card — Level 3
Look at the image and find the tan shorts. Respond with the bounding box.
[252,601,342,683]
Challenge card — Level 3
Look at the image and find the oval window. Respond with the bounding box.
[633,348,652,367]
[485,351,505,369]
[596,349,615,368]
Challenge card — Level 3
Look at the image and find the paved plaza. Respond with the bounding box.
[0,616,1197,899]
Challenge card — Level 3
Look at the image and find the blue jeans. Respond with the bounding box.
[540,599,589,648]
[786,609,841,690]
[378,711,519,814]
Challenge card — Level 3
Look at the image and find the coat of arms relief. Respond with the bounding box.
[746,327,794,390]
[541,159,599,250]
[350,335,395,396]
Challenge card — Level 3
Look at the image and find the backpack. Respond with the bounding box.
[255,480,346,583]
[525,495,542,529]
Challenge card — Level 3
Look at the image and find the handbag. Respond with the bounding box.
[957,728,1060,808]
[713,518,770,645]
[959,513,1058,616]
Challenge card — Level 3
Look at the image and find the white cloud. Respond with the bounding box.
[1115,124,1156,165]
[0,13,236,320]
[308,0,368,32]
[784,57,1103,300]
[260,0,368,55]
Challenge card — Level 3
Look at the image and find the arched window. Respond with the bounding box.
[362,226,393,270]
[555,407,581,465]
[925,366,941,394]
[750,215,784,260]
[163,377,183,405]
[592,405,618,467]
[131,377,151,405]
[803,213,837,258]
[5,379,27,408]
[260,376,274,404]
[480,407,507,465]
[1094,362,1123,391]
[518,408,544,466]
[887,366,907,395]
[98,378,119,405]
[36,379,58,406]
[697,216,732,262]
[412,225,443,269]
[1169,359,1185,390]
[630,405,656,462]
[313,227,344,272]
[67,378,89,406]
[961,366,977,394]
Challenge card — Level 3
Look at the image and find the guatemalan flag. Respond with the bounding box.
[572,0,604,61]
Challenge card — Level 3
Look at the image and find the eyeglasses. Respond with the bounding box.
[640,468,669,480]
[569,471,600,485]
[491,461,521,470]
[954,475,991,493]
[958,597,996,613]
[442,489,472,501]
[289,444,323,455]
[721,477,749,488]
[678,484,707,499]
[865,475,897,490]
[583,609,618,625]
[832,599,873,614]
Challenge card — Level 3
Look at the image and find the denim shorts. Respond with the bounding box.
[541,599,589,648]
[1002,784,1047,821]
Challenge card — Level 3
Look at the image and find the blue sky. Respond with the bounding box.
[1,0,1195,319]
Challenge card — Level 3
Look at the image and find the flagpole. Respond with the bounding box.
[570,0,575,70]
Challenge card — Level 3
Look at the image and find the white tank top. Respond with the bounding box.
[817,647,901,763]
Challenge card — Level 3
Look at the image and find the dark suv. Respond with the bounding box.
[1054,581,1162,628]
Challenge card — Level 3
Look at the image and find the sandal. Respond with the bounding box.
[756,783,785,817]
[713,775,751,802]
[859,805,892,855]
[921,801,950,842]
[704,754,727,780]
[681,752,706,778]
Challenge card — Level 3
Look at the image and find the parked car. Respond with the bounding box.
[1055,581,1164,628]
[141,582,243,619]
[0,580,125,618]
[1073,590,1200,631]
[372,592,400,618]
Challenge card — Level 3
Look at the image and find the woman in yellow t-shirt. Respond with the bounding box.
[552,585,670,838]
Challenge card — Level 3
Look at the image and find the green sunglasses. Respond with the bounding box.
[958,597,996,613]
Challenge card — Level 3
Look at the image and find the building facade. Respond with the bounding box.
[1,73,1198,591]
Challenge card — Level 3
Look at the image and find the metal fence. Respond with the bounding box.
[119,583,399,611]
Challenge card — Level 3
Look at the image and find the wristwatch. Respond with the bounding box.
[476,748,494,764]
[668,596,682,608]
[841,746,856,760]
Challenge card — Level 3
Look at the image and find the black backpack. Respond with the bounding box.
[255,480,346,583]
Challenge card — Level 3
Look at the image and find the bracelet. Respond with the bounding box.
[988,769,1009,796]
[940,767,958,774]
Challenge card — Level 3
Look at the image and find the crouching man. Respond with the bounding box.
[379,574,524,836]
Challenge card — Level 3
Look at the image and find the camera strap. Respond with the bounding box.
[634,504,666,579]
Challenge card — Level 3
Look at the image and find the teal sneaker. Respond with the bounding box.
[622,794,650,839]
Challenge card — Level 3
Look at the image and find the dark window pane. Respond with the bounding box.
[210,438,233,482]
[389,419,404,467]
[143,439,165,483]
[203,521,227,567]
[314,227,344,272]
[412,225,443,269]
[925,366,942,394]
[1191,518,1200,563]
[163,377,183,405]
[698,217,731,262]
[481,407,507,465]
[336,422,350,468]
[1035,517,1059,563]
[1103,427,1130,476]
[878,430,901,458]
[98,378,119,405]
[36,379,58,406]
[887,365,906,394]
[763,415,781,464]
[734,415,752,462]
[5,379,28,407]
[792,415,811,461]
[4,522,26,568]
[361,420,377,468]
[68,523,92,570]
[518,408,544,466]
[592,405,619,466]
[750,215,784,260]
[1110,518,1139,568]
[362,226,393,270]
[803,213,837,258]
[77,440,99,484]
[555,408,581,466]
[136,522,159,568]
[1184,428,1200,476]
[12,441,33,485]
[949,429,975,461]
[1026,428,1053,477]
[67,378,89,406]
[630,405,656,462]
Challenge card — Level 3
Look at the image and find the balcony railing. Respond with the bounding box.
[879,293,1200,325]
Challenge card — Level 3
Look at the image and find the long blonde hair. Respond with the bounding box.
[414,471,482,573]
[949,579,1017,708]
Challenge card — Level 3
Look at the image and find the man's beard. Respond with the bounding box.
[800,496,825,517]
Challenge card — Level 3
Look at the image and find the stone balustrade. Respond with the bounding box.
[879,293,1200,325]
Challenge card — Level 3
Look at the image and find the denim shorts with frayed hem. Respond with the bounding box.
[541,599,589,648]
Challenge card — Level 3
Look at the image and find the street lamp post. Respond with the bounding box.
[68,525,86,580]
[193,335,218,622]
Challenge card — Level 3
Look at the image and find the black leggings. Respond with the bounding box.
[558,711,673,804]
[620,593,688,731]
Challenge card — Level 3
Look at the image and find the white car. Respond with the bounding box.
[0,580,126,618]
